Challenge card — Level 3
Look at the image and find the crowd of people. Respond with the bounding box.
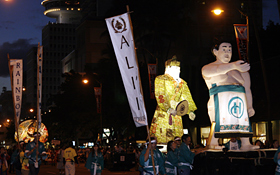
[138,134,204,175]
[0,136,279,175]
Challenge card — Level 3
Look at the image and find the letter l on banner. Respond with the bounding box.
[105,13,148,127]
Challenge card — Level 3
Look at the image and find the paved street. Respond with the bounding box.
[37,163,139,175]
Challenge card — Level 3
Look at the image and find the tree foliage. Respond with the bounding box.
[44,70,99,145]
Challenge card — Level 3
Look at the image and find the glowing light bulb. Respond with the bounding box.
[211,9,224,15]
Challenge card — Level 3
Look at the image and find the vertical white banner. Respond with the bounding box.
[105,13,148,127]
[10,59,23,126]
[37,44,43,129]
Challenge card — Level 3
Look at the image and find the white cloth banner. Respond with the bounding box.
[216,91,250,133]
[105,13,148,127]
[37,44,43,128]
[10,59,23,125]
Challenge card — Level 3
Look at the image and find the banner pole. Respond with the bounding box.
[36,42,42,162]
[246,16,250,63]
[125,5,156,175]
[146,125,156,175]
[7,54,21,150]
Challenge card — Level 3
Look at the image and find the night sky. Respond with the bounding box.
[0,0,279,90]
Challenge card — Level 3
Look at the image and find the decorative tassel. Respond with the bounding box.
[169,114,172,125]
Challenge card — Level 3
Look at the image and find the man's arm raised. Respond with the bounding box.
[202,60,250,78]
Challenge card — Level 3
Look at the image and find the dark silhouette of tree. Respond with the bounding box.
[44,70,99,145]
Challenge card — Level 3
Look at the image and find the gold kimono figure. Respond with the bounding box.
[150,57,197,144]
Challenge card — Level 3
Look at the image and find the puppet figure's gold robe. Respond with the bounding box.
[150,74,197,143]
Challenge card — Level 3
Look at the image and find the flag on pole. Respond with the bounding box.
[105,13,148,127]
[94,87,102,114]
[37,43,43,129]
[9,59,23,126]
[234,24,248,62]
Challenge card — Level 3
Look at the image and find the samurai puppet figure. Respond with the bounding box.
[201,42,258,150]
[150,56,197,144]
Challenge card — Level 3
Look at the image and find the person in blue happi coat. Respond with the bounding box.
[139,137,166,175]
[165,140,178,175]
[178,134,202,175]
[85,143,104,175]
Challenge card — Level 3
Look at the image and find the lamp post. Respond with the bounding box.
[82,74,103,144]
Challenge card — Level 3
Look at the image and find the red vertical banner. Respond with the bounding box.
[234,24,248,62]
[148,64,157,99]
[94,87,102,113]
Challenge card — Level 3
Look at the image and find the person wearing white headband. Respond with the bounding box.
[174,136,181,149]
[139,137,166,175]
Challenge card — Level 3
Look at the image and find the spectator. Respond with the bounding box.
[8,146,14,174]
[224,138,241,150]
[21,143,30,175]
[1,147,10,175]
[165,141,178,175]
[25,132,47,175]
[63,141,78,175]
[85,143,104,175]
[255,140,264,149]
[114,143,124,153]
[56,145,64,175]
[264,140,270,149]
[274,147,280,175]
[11,142,24,175]
[271,140,279,149]
[133,147,141,171]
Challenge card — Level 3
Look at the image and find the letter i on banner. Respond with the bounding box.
[8,56,23,132]
[105,13,148,127]
[37,43,43,129]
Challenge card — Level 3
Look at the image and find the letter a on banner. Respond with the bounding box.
[8,57,23,129]
[105,13,148,127]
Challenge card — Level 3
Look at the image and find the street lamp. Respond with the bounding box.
[82,79,89,84]
[82,75,103,144]
[211,8,224,15]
